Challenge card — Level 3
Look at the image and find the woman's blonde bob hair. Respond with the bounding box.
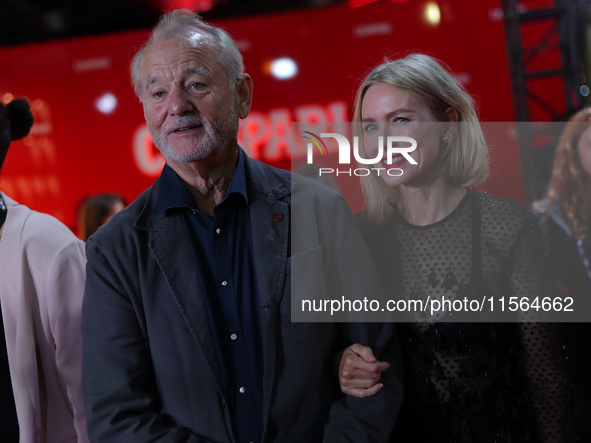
[353,53,489,223]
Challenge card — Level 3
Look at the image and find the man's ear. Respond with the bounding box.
[235,73,253,119]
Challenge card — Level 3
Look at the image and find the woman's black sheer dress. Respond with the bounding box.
[357,188,574,443]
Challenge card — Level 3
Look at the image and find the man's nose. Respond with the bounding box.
[168,87,195,115]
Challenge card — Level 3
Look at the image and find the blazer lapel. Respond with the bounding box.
[245,157,291,433]
[141,156,293,433]
[147,213,225,394]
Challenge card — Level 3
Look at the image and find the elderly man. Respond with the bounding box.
[81,9,402,443]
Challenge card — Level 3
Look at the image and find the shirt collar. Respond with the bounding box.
[153,148,249,216]
[225,148,249,204]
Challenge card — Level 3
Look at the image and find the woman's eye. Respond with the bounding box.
[190,82,205,90]
[363,123,378,133]
[153,90,165,98]
[392,117,409,123]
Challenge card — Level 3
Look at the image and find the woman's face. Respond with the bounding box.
[577,124,591,177]
[361,83,448,188]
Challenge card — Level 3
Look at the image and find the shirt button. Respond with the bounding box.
[221,281,228,286]
[215,228,221,234]
[239,386,246,394]
[230,333,237,340]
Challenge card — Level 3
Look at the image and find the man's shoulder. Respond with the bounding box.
[243,155,290,193]
[244,155,343,201]
[88,182,157,245]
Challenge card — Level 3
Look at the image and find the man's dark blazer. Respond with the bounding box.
[81,152,403,442]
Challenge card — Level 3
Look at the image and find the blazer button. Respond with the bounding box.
[220,397,226,409]
[272,212,284,222]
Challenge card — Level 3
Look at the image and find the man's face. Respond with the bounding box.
[139,36,240,163]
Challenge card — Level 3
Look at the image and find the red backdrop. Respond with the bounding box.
[0,0,560,234]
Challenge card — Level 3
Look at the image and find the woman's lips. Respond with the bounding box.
[382,155,406,168]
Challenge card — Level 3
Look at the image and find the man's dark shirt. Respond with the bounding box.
[153,150,263,443]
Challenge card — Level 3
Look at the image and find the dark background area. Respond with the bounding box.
[0,0,340,47]
[3,0,591,206]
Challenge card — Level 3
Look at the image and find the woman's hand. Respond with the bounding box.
[339,343,390,398]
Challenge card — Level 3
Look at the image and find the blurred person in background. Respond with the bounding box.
[77,193,126,241]
[337,54,574,442]
[0,98,89,442]
[532,106,591,439]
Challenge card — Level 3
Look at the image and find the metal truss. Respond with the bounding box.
[502,0,585,203]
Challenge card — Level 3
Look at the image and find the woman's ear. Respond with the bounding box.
[442,107,459,144]
[445,107,460,123]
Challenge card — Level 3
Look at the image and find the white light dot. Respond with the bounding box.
[96,93,117,114]
[425,2,441,25]
[270,58,298,80]
[580,85,590,97]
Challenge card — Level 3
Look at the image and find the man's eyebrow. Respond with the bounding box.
[185,67,208,76]
[144,76,159,90]
[144,67,210,89]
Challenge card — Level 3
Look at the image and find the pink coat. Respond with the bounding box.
[0,193,89,443]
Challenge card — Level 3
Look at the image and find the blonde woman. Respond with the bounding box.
[339,54,573,442]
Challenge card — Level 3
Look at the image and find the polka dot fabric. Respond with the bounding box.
[357,188,574,442]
